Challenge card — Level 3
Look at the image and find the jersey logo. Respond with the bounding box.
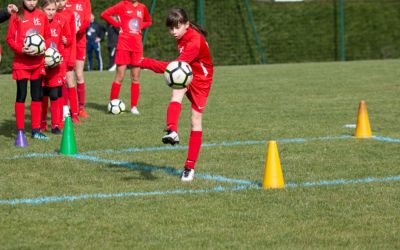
[137,10,143,18]
[75,4,83,11]
[179,46,184,54]
[50,28,58,37]
[33,18,41,26]
[22,19,29,23]
[127,10,133,14]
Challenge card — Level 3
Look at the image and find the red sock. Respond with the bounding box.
[62,84,69,105]
[110,81,121,100]
[185,131,203,169]
[130,82,140,108]
[166,101,181,132]
[31,101,42,130]
[77,83,85,110]
[67,87,79,116]
[15,102,25,130]
[41,96,49,126]
[50,100,59,128]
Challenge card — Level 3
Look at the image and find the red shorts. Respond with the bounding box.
[186,80,212,113]
[12,67,45,80]
[115,50,143,67]
[76,46,86,61]
[44,66,63,87]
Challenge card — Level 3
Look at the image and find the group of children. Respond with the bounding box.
[5,0,91,141]
[4,0,214,182]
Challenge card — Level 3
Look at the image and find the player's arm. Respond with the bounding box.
[141,7,152,30]
[6,15,24,55]
[0,7,10,23]
[101,5,120,28]
[140,58,168,74]
[62,18,72,47]
[78,0,91,33]
[175,37,200,64]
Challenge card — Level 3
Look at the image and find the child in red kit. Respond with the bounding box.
[56,0,79,124]
[6,0,49,143]
[40,0,71,134]
[64,0,91,119]
[101,0,152,115]
[140,8,213,181]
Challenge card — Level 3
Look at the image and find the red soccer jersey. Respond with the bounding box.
[101,0,152,52]
[57,8,76,66]
[64,0,91,47]
[141,27,214,88]
[6,9,48,69]
[46,13,71,55]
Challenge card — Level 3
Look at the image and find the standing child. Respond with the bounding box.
[40,0,71,134]
[65,0,91,118]
[101,0,152,115]
[6,0,49,143]
[56,0,80,124]
[140,8,213,181]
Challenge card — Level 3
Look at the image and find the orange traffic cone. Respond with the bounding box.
[355,100,372,138]
[262,141,285,189]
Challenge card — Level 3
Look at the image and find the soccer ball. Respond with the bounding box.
[107,99,126,115]
[23,33,46,55]
[44,47,62,68]
[164,61,193,89]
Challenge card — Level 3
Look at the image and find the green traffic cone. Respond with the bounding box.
[59,116,77,155]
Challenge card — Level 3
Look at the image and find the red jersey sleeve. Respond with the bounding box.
[101,4,121,28]
[80,0,91,31]
[141,6,152,30]
[6,14,23,55]
[62,17,72,47]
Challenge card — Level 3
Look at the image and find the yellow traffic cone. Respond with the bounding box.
[262,141,285,189]
[355,100,372,138]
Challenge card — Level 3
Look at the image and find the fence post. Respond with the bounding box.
[338,0,345,61]
[197,0,205,27]
[243,0,266,64]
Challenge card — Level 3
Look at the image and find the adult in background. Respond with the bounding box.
[86,13,105,71]
[106,16,119,71]
[0,4,18,63]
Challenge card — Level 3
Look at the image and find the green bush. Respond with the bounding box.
[0,0,399,73]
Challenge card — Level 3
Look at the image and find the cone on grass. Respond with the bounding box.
[15,130,28,147]
[59,116,77,155]
[262,141,285,189]
[354,100,372,138]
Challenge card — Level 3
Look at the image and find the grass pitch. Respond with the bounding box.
[1,60,400,249]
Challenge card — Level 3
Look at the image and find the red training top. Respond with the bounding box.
[64,0,91,47]
[140,27,214,90]
[57,7,76,67]
[101,0,152,52]
[6,9,48,70]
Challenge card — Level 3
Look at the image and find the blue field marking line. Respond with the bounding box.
[1,175,400,206]
[7,134,357,160]
[372,136,400,143]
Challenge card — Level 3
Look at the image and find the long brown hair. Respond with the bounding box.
[40,0,57,8]
[166,8,207,38]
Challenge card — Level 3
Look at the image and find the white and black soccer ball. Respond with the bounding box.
[164,61,193,89]
[107,99,126,115]
[44,47,62,68]
[23,33,46,55]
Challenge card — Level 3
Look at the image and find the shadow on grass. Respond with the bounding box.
[86,102,108,113]
[106,161,181,181]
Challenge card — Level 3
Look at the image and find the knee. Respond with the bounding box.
[191,112,202,131]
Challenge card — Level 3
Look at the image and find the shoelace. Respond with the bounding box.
[183,169,191,177]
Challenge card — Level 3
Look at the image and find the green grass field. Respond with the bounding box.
[1,60,400,249]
